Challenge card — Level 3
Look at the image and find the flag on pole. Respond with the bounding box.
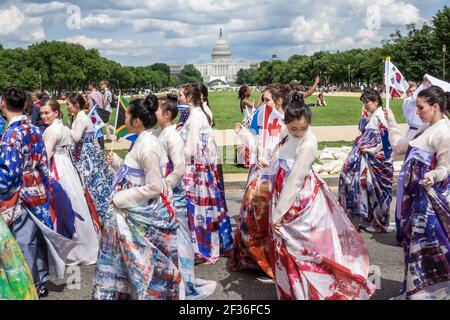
[424,74,450,92]
[88,104,106,138]
[113,96,137,142]
[385,59,409,100]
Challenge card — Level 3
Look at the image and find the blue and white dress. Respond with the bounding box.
[92,130,181,300]
[69,110,114,226]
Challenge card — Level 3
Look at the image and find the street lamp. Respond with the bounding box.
[347,64,351,92]
[443,44,447,81]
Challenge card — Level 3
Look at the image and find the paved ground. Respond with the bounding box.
[43,187,404,301]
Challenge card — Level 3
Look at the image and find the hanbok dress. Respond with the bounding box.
[159,125,217,299]
[338,106,394,232]
[237,101,254,168]
[44,118,100,265]
[270,128,375,300]
[92,130,181,300]
[388,113,450,299]
[179,106,233,264]
[69,111,114,225]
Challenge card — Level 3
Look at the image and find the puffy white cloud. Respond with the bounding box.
[0,6,46,42]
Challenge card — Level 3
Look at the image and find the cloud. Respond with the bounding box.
[0,6,46,42]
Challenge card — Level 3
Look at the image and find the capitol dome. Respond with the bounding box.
[211,29,232,63]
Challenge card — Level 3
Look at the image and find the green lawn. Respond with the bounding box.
[60,92,405,129]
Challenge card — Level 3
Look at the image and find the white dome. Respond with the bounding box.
[211,29,232,62]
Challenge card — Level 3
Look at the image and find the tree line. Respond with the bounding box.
[236,5,449,88]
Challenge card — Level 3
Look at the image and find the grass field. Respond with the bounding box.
[64,92,402,174]
[60,91,405,129]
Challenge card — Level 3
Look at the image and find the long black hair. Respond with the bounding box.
[184,83,212,126]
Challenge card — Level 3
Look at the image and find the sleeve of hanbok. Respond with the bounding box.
[166,135,185,189]
[111,153,124,172]
[70,116,88,143]
[386,109,410,155]
[184,114,200,161]
[113,144,163,209]
[424,130,450,185]
[272,139,318,224]
[43,127,59,161]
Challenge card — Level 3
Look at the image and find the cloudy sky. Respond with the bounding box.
[0,0,445,66]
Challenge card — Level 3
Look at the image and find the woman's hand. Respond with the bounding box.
[257,156,270,169]
[106,152,115,166]
[235,122,243,134]
[272,222,282,237]
[162,182,173,201]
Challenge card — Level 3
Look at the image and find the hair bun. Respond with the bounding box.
[144,94,158,113]
[166,93,178,103]
[289,91,304,104]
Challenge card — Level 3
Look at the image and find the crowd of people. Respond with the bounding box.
[0,74,449,300]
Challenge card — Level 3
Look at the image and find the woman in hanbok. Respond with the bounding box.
[179,84,233,265]
[66,93,114,226]
[157,94,217,299]
[229,78,321,279]
[0,215,38,300]
[338,89,393,233]
[237,85,254,168]
[386,86,450,300]
[40,99,100,265]
[92,95,181,300]
[270,92,375,300]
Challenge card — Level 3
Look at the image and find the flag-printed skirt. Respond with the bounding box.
[338,128,393,232]
[92,164,181,300]
[165,162,217,299]
[183,134,233,265]
[271,160,375,300]
[71,132,114,226]
[228,164,274,278]
[395,147,450,299]
[0,215,38,300]
[49,146,100,265]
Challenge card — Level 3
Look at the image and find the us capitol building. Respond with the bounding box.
[169,29,259,85]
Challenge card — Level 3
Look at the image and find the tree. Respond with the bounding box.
[179,64,203,84]
[236,68,257,85]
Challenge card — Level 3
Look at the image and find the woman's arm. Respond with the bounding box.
[165,135,185,189]
[70,114,88,143]
[386,109,410,155]
[424,130,450,186]
[113,144,163,209]
[184,114,200,161]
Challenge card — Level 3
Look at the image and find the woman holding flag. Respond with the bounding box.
[67,93,114,226]
[40,99,100,265]
[386,86,450,300]
[93,94,181,300]
[237,85,254,168]
[229,78,320,280]
[179,83,233,265]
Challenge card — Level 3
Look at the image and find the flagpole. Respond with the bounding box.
[110,90,122,154]
[385,56,391,110]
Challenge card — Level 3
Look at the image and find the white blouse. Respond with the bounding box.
[180,106,212,160]
[158,125,185,189]
[111,130,169,209]
[270,128,318,224]
[70,111,94,143]
[388,112,450,184]
[43,119,72,160]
